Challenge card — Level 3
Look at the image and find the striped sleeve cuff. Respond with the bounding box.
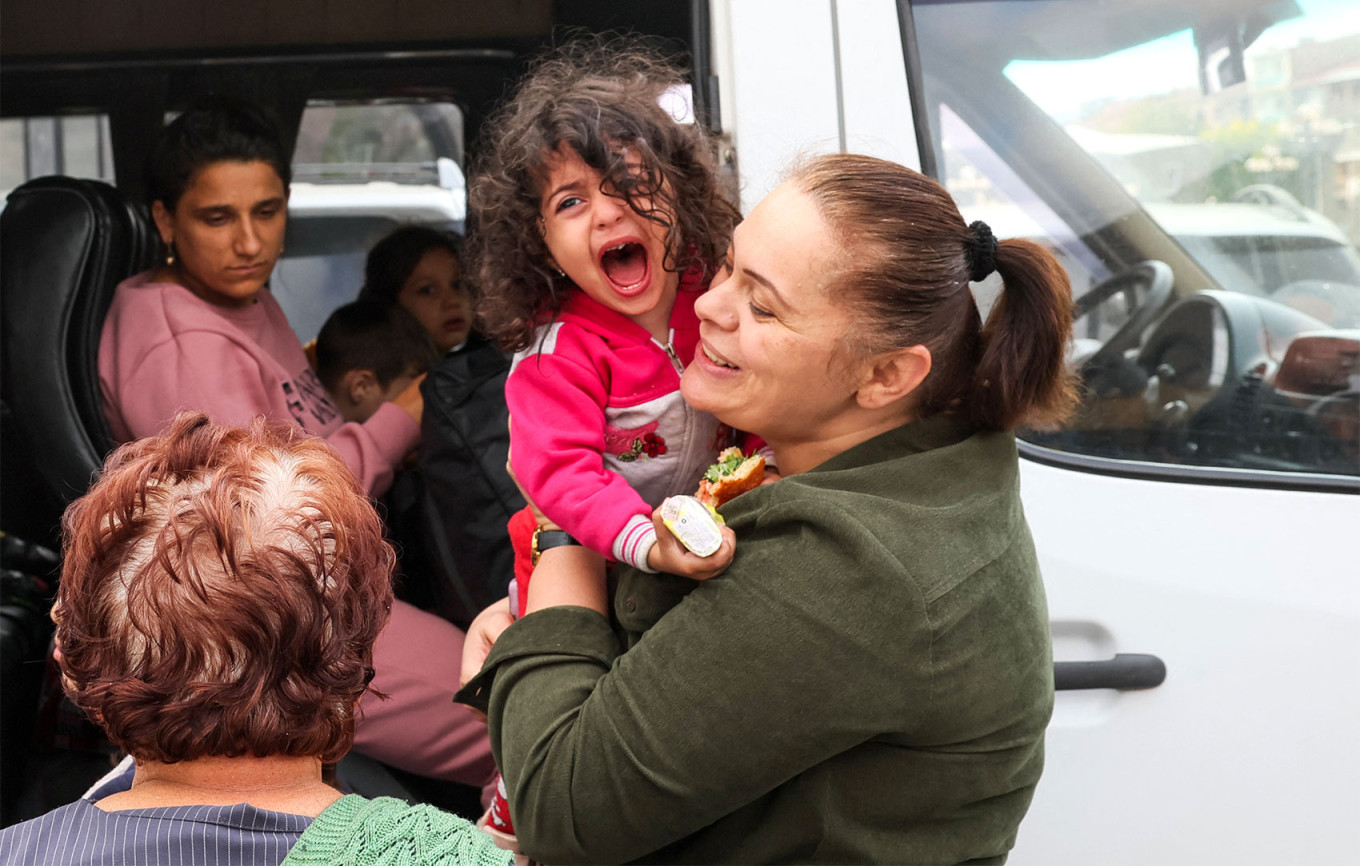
[613,514,658,573]
[756,444,778,473]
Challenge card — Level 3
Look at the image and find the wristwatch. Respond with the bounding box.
[530,527,580,566]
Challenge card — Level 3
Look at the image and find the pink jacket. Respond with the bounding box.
[98,272,418,497]
[507,276,726,570]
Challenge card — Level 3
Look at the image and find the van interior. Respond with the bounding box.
[0,0,711,827]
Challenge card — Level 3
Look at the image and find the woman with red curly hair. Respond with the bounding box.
[0,413,512,866]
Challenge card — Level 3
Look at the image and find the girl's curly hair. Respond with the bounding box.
[468,36,740,351]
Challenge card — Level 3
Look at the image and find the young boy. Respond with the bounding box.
[315,300,440,423]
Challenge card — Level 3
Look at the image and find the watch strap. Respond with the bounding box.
[531,528,580,565]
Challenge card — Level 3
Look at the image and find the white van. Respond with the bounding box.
[2,0,1357,861]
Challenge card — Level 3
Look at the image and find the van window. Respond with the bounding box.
[274,100,467,341]
[293,101,465,171]
[941,104,1111,310]
[913,0,1360,481]
[0,114,115,197]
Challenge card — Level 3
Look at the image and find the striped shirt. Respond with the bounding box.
[0,799,312,865]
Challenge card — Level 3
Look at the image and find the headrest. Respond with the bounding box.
[1,177,158,541]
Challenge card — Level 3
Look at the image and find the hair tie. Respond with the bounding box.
[966,220,998,282]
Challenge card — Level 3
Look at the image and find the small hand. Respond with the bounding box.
[392,372,427,425]
[646,508,735,581]
[760,468,782,486]
[458,596,515,722]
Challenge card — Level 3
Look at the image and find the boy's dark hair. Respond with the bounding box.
[360,226,465,306]
[468,36,741,352]
[145,94,292,211]
[315,300,440,393]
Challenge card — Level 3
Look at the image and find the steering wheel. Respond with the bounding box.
[1074,260,1175,374]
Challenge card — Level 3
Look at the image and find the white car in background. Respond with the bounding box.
[1147,198,1360,325]
[272,87,695,342]
[275,153,467,342]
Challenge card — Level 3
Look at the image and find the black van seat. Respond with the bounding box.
[0,177,158,546]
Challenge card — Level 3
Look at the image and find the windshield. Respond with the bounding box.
[912,0,1360,481]
[1005,0,1360,301]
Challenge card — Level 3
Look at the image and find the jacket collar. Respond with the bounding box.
[813,413,981,476]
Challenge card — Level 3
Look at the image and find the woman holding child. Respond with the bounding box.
[459,141,1075,865]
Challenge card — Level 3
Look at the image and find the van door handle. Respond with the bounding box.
[1054,653,1166,691]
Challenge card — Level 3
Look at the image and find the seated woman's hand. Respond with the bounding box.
[391,372,426,425]
[646,509,736,581]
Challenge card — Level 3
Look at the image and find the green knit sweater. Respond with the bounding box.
[280,795,514,866]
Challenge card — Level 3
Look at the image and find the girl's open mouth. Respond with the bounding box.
[600,241,651,297]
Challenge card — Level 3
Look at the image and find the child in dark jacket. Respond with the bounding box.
[356,226,525,630]
[360,226,474,356]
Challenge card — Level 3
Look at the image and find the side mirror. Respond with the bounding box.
[1273,333,1360,398]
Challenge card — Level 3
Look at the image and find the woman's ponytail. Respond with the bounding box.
[970,238,1078,431]
[792,154,1078,434]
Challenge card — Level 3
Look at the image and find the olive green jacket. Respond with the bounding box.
[458,415,1054,864]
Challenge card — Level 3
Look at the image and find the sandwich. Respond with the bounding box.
[695,447,766,508]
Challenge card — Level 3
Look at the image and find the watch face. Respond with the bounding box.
[532,530,577,565]
[531,527,544,566]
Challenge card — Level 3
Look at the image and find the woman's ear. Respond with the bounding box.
[150,201,174,248]
[855,345,932,410]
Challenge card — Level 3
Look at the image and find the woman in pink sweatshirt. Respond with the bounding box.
[97,95,496,794]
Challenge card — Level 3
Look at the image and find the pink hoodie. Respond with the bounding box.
[507,275,727,570]
[98,272,418,497]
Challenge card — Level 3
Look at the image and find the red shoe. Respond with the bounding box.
[487,775,515,835]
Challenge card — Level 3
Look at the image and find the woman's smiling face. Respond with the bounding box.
[683,182,862,457]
